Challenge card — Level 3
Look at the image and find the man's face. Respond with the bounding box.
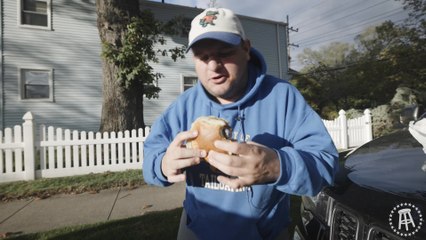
[192,39,251,104]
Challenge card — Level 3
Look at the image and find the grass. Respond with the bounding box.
[0,170,301,239]
[0,170,145,201]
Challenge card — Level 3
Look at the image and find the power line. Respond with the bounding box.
[294,6,404,39]
[297,18,406,48]
[286,0,409,69]
[293,0,371,27]
[288,17,404,67]
[296,0,391,34]
[289,0,329,20]
[289,21,408,67]
[295,9,406,47]
[292,0,371,28]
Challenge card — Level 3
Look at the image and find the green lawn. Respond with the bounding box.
[0,170,145,201]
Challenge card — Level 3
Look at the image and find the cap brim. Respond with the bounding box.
[186,32,242,52]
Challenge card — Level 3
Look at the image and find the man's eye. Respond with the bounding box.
[197,55,209,61]
[218,50,235,58]
[201,56,210,61]
[195,49,235,61]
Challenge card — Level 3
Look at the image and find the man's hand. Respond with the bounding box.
[207,141,280,189]
[161,131,206,183]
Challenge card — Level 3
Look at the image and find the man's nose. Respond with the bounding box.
[207,57,222,70]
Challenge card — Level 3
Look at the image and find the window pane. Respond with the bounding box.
[22,12,48,26]
[25,85,49,98]
[184,78,196,85]
[25,71,49,85]
[35,1,47,12]
[183,77,197,91]
[23,0,47,12]
[22,70,50,99]
[21,0,48,27]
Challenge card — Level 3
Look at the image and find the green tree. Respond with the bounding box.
[297,42,356,70]
[292,42,359,117]
[292,0,425,117]
[353,21,425,103]
[96,0,185,132]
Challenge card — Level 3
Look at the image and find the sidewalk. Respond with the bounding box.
[0,182,186,236]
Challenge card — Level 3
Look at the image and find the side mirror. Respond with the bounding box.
[400,105,424,125]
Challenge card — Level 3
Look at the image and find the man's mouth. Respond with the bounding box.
[210,75,226,84]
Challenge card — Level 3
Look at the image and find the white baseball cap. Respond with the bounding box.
[187,8,247,51]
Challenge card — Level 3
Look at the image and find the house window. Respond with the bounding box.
[182,76,198,92]
[18,0,51,29]
[19,68,53,101]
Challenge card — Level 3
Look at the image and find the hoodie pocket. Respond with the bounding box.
[248,186,284,215]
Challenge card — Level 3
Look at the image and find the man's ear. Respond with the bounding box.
[242,40,251,59]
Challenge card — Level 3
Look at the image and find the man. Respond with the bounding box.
[143,8,338,240]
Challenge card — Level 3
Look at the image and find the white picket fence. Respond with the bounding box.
[0,112,35,183]
[0,110,372,183]
[323,109,373,149]
[38,125,150,179]
[0,112,150,183]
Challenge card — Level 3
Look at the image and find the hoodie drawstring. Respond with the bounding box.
[235,105,246,143]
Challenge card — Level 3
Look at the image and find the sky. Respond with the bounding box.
[148,0,409,70]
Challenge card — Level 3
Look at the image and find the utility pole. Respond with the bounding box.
[286,15,299,70]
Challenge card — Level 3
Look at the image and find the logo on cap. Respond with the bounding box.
[199,11,219,27]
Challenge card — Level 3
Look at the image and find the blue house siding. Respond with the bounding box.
[1,0,102,131]
[0,1,288,131]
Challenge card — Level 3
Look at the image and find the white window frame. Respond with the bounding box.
[18,67,54,102]
[181,75,198,93]
[17,0,52,30]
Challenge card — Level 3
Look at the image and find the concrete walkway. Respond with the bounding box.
[0,182,185,237]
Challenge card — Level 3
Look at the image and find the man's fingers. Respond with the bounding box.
[161,130,209,183]
[171,130,198,148]
[208,150,243,168]
[178,147,207,159]
[217,175,248,189]
[208,153,250,177]
[214,140,251,155]
[174,156,202,170]
[167,173,186,183]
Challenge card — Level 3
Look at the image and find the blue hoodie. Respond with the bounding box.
[143,48,338,239]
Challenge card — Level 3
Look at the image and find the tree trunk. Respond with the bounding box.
[95,0,144,132]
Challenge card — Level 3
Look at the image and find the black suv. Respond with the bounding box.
[294,117,426,240]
